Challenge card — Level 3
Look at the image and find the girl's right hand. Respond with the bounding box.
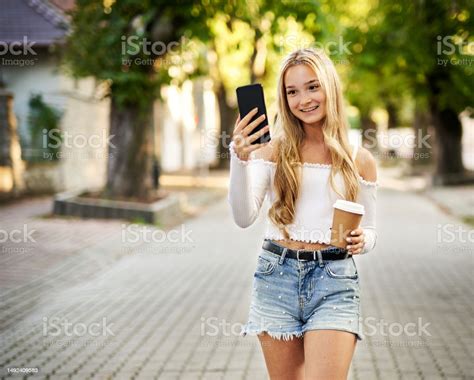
[231,107,270,161]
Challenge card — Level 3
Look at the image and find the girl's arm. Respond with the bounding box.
[357,179,378,254]
[355,147,378,254]
[227,141,271,228]
[349,147,378,254]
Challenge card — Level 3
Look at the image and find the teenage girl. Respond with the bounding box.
[228,48,378,380]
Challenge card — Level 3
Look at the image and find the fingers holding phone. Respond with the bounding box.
[233,83,271,161]
[232,107,270,161]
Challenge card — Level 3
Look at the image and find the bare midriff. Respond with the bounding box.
[271,239,331,251]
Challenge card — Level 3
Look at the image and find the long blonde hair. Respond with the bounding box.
[268,48,360,240]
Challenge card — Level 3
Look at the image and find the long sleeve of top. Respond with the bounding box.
[355,176,378,254]
[227,140,271,228]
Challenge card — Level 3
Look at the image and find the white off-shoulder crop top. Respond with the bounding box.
[227,140,378,254]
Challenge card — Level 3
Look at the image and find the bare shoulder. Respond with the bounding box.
[355,146,377,182]
[251,138,278,162]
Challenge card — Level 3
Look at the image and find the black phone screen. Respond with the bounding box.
[236,84,271,145]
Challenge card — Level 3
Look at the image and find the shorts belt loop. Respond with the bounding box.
[279,247,288,265]
[317,250,324,267]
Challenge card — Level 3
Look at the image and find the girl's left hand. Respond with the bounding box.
[346,228,365,255]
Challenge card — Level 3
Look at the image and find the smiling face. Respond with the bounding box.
[284,63,327,128]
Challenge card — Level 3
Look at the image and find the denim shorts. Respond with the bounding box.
[241,240,365,341]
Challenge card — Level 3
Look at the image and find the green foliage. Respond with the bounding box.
[62,0,473,142]
[203,0,332,109]
[62,0,217,111]
[342,0,473,121]
[63,0,338,115]
[26,94,62,162]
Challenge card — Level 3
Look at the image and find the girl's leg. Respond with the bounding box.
[303,330,357,380]
[258,332,305,380]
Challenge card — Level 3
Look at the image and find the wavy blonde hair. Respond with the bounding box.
[268,48,360,240]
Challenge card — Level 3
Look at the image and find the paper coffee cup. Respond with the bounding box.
[330,200,365,249]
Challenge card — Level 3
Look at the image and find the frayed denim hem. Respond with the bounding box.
[241,324,364,342]
[241,325,304,341]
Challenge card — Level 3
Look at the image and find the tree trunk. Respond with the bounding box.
[430,100,466,185]
[105,95,154,200]
[386,102,398,129]
[250,34,266,83]
[212,82,237,170]
[360,114,378,152]
[411,101,434,171]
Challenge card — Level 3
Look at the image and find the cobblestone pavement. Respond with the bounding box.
[0,187,473,380]
[422,185,474,221]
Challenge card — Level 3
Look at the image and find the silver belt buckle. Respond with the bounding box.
[296,248,320,261]
[296,249,303,260]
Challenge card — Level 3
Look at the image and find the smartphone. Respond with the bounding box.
[236,83,271,145]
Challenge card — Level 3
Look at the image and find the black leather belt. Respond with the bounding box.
[262,239,350,261]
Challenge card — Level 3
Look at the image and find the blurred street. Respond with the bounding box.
[0,183,473,379]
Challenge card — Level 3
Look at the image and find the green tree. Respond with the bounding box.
[341,0,413,149]
[63,0,216,199]
[343,0,474,182]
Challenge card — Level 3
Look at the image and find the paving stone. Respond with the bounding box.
[0,188,472,379]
